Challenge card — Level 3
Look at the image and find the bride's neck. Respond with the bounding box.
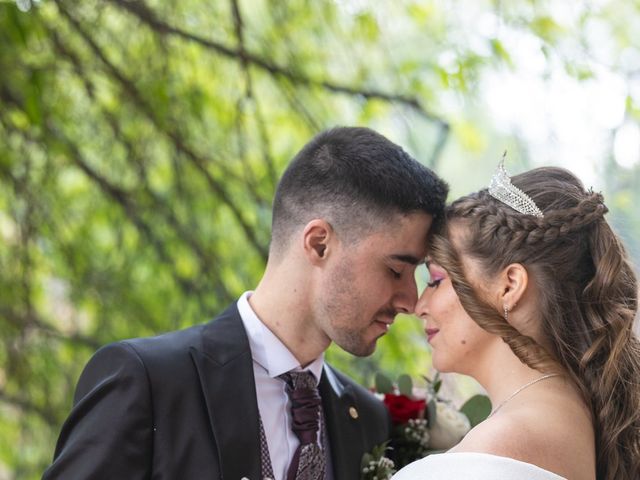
[471,343,549,408]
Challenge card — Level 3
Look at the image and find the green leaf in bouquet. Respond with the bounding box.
[397,374,413,397]
[427,398,437,427]
[423,372,442,394]
[433,371,442,390]
[375,372,394,394]
[460,394,492,427]
[433,378,442,394]
[422,372,442,395]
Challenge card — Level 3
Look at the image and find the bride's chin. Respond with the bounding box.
[431,355,455,374]
[431,359,444,372]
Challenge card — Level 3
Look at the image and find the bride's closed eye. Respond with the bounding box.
[426,263,445,288]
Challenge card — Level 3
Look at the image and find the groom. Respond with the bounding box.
[43,127,448,479]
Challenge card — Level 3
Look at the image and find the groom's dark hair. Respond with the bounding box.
[270,126,448,257]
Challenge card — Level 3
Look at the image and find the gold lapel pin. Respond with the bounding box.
[348,406,359,419]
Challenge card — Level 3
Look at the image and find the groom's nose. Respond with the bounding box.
[414,290,429,318]
[391,277,419,314]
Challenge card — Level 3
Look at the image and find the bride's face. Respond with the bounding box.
[415,259,496,375]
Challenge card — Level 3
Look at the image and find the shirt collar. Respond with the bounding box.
[237,291,324,384]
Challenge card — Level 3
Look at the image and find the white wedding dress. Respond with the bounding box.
[391,452,566,479]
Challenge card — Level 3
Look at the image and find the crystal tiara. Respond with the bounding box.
[488,154,544,218]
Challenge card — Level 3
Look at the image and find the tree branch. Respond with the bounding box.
[0,95,206,302]
[103,0,448,127]
[48,26,233,300]
[55,1,269,260]
[0,388,59,426]
[0,305,101,350]
[229,0,275,209]
[47,122,210,299]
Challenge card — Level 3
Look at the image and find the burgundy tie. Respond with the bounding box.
[280,372,326,480]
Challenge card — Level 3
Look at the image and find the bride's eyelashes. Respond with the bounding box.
[426,268,445,288]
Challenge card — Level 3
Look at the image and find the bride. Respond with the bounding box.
[393,164,640,479]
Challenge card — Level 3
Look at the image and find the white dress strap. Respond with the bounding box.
[391,452,566,480]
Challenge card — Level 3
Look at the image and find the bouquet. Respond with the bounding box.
[361,372,491,479]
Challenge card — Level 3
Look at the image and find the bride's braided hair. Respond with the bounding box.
[429,167,640,480]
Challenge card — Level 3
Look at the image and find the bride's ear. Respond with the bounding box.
[497,263,528,321]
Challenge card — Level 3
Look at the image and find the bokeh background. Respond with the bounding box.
[1,0,639,477]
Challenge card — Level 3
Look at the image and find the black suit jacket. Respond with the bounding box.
[43,304,391,479]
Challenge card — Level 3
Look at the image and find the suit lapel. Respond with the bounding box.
[320,365,365,480]
[190,305,261,480]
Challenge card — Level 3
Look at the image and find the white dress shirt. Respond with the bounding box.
[237,291,331,480]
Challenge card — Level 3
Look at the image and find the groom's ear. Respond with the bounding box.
[302,219,334,265]
[497,263,528,315]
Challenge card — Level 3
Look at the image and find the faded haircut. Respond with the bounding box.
[270,126,449,257]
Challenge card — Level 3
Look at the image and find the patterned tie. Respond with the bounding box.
[280,371,326,480]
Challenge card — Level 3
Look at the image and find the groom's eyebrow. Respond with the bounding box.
[390,254,423,265]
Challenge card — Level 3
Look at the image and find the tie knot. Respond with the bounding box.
[281,371,317,391]
[280,371,322,446]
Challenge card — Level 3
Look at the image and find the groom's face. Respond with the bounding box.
[314,212,432,356]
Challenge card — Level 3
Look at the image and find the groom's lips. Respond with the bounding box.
[426,328,439,342]
[374,317,395,332]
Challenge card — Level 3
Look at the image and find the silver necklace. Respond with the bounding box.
[488,373,560,418]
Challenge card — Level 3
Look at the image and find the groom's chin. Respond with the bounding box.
[336,336,381,357]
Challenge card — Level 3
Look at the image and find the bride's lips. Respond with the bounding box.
[426,328,439,342]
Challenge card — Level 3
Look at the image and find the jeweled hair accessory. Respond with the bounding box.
[488,154,544,218]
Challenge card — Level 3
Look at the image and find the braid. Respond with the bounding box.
[433,166,640,479]
[451,190,609,250]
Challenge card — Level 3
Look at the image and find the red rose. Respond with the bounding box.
[383,393,426,424]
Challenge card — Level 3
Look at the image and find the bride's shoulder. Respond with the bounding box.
[449,402,593,479]
[450,411,541,456]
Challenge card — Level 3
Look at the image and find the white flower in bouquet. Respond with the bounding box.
[428,400,471,450]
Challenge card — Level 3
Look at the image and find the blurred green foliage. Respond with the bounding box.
[1,0,639,477]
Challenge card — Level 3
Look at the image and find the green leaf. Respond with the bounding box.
[408,3,436,26]
[530,15,564,42]
[355,12,380,41]
[433,378,442,394]
[460,394,492,427]
[25,69,43,125]
[375,372,394,394]
[397,374,413,397]
[490,38,513,67]
[3,4,28,46]
[427,398,437,426]
[453,120,486,152]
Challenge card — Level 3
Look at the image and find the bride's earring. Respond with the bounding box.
[503,304,509,322]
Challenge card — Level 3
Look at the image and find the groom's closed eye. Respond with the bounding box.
[389,254,422,266]
[388,254,423,280]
